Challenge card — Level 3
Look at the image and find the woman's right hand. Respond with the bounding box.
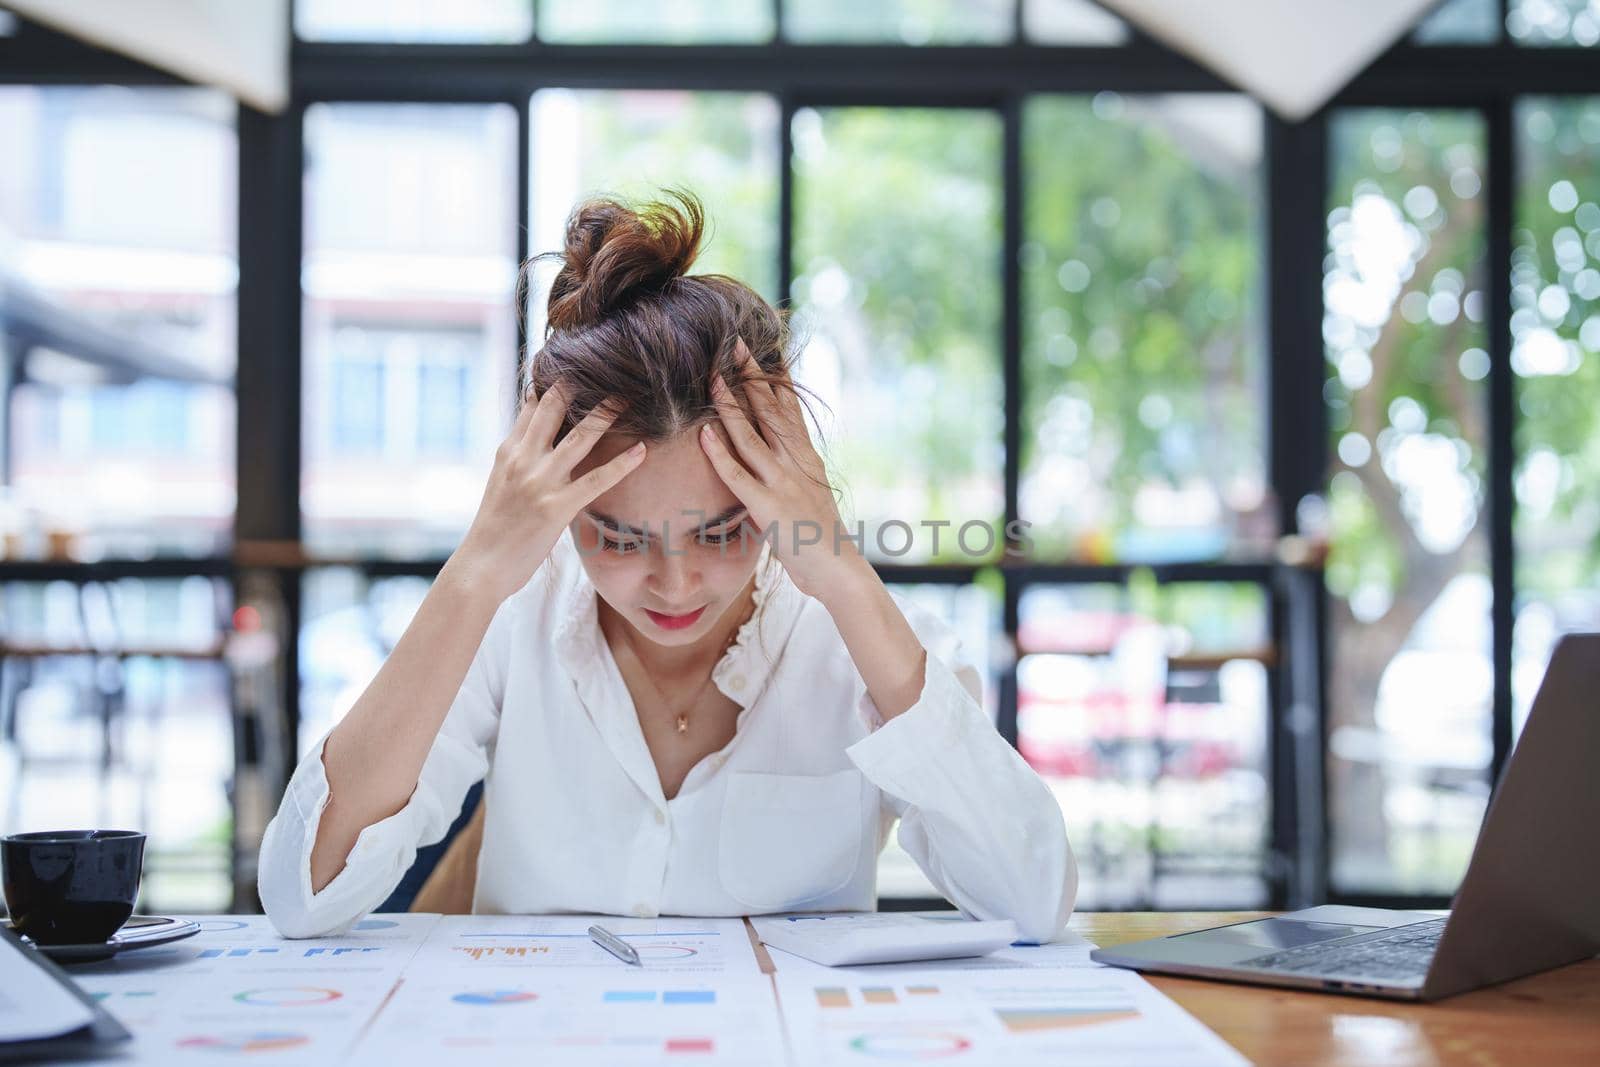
[449,384,645,604]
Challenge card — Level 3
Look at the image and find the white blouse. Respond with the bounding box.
[258,529,1078,943]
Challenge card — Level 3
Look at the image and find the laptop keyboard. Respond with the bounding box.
[1239,918,1448,981]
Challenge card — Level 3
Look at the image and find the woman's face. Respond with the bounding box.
[569,423,761,649]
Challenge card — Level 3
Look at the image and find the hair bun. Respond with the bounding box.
[544,188,705,332]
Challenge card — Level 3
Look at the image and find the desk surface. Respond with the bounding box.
[1074,912,1600,1067]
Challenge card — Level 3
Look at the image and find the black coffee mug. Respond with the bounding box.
[2,830,146,945]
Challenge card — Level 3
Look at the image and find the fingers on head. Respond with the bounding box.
[569,441,645,503]
[524,380,572,447]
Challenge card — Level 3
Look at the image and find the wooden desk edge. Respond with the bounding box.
[1070,911,1600,1067]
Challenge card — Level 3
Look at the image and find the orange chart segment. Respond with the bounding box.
[453,946,552,961]
[815,987,851,1009]
[995,1007,1143,1032]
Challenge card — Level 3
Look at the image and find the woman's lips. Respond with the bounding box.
[644,605,707,630]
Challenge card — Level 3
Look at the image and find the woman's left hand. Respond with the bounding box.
[699,339,864,600]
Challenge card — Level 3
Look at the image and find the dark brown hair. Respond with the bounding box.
[519,189,832,639]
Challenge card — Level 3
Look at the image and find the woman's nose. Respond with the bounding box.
[648,542,700,602]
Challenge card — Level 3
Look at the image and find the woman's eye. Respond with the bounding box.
[700,526,744,546]
[601,536,644,553]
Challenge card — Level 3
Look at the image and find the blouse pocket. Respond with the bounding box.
[718,768,866,911]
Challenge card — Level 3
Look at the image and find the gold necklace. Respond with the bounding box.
[619,622,742,735]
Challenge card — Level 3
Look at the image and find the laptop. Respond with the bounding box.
[1090,632,1600,1001]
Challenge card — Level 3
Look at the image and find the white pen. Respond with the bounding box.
[588,923,642,966]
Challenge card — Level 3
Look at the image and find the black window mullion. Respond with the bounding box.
[779,92,795,312]
[515,90,533,403]
[233,92,305,909]
[998,92,1024,749]
[1265,109,1330,908]
[1486,96,1515,788]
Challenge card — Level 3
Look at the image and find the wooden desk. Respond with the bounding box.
[1075,912,1600,1067]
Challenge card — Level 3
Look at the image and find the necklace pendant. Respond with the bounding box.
[676,714,689,734]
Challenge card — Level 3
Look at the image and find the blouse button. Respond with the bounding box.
[654,809,666,826]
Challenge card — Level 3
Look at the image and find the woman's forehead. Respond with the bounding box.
[580,428,741,526]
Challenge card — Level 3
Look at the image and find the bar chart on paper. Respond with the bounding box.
[775,968,1250,1067]
[67,914,441,1064]
[340,914,784,1064]
[410,915,762,975]
[347,974,785,1064]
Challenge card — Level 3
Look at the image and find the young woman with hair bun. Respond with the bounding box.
[258,188,1077,942]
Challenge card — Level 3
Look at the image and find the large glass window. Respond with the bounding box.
[526,88,781,349]
[296,0,535,42]
[1508,0,1600,46]
[300,569,433,752]
[1015,577,1271,908]
[302,103,520,557]
[1323,109,1491,896]
[791,107,1004,563]
[0,576,233,909]
[785,0,1015,44]
[0,87,237,558]
[1513,97,1600,734]
[538,1,773,43]
[1414,0,1502,43]
[1023,93,1267,563]
[1024,0,1129,44]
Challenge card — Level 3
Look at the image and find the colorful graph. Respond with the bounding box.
[452,990,539,1005]
[816,987,851,1009]
[453,945,551,961]
[176,1031,310,1053]
[665,1038,715,1054]
[848,1031,973,1059]
[815,984,940,1008]
[600,989,716,1004]
[200,947,280,959]
[233,987,343,1007]
[197,946,382,959]
[994,1007,1141,1033]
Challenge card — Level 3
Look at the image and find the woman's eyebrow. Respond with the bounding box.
[583,505,747,536]
[700,504,748,528]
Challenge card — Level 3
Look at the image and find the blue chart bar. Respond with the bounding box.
[196,946,383,959]
[600,990,717,1005]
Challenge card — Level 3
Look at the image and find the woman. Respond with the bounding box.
[258,190,1077,942]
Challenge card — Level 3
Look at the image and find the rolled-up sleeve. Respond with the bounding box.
[257,593,515,938]
[844,600,1078,944]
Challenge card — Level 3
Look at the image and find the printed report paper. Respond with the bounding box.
[0,934,94,1043]
[774,964,1250,1067]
